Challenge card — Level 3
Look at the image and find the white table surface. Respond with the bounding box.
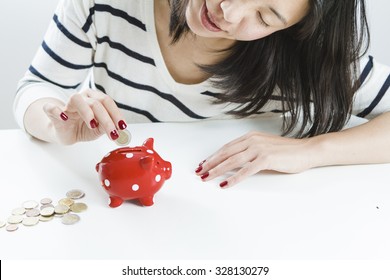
[0,116,389,260]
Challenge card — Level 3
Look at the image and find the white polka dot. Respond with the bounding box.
[132,184,140,191]
[104,152,111,158]
[104,179,110,187]
[155,175,161,182]
[146,149,154,154]
[126,153,134,158]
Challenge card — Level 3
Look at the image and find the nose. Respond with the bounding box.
[219,0,244,24]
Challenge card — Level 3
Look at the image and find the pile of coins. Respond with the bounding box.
[0,189,87,232]
[115,129,131,146]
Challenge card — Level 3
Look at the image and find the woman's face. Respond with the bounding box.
[185,0,310,41]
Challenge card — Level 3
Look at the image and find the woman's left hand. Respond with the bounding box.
[195,131,315,188]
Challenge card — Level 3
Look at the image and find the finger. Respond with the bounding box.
[201,150,256,182]
[87,98,119,140]
[66,93,97,129]
[83,89,127,130]
[220,160,265,188]
[198,139,249,175]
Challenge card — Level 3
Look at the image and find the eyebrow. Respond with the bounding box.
[268,7,288,26]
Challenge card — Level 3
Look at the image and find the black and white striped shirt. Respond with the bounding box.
[13,0,390,130]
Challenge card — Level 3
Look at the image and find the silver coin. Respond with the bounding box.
[6,224,18,232]
[11,207,26,215]
[22,200,39,209]
[8,215,24,224]
[39,215,54,222]
[40,207,55,217]
[26,209,40,217]
[66,189,85,200]
[61,213,80,225]
[115,129,131,146]
[59,198,74,207]
[22,216,39,226]
[40,204,55,210]
[0,220,6,228]
[54,204,69,214]
[70,202,88,213]
[40,198,52,205]
[55,213,64,218]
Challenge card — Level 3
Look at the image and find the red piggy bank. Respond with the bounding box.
[96,138,172,207]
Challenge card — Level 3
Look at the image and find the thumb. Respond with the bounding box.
[43,103,68,122]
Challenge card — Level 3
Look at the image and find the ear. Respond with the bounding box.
[143,138,154,149]
[140,156,154,170]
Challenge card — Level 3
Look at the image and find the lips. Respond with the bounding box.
[200,2,222,32]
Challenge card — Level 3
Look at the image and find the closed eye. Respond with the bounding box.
[257,12,270,27]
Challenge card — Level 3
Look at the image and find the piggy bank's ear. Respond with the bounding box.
[140,155,154,170]
[143,138,154,149]
[95,163,100,172]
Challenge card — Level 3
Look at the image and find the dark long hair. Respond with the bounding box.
[169,0,370,137]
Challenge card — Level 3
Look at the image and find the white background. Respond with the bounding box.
[0,0,389,129]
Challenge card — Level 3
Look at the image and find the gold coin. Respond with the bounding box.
[22,217,39,226]
[22,200,39,209]
[39,215,54,222]
[66,189,85,200]
[8,215,24,224]
[59,198,74,207]
[6,224,18,232]
[40,207,55,217]
[26,209,40,217]
[0,220,6,228]
[70,202,88,213]
[54,204,70,214]
[61,213,80,225]
[11,207,26,215]
[115,129,131,146]
[40,198,52,205]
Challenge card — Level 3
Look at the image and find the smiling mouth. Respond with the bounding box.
[201,3,222,32]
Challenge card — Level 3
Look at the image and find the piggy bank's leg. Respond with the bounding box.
[139,196,154,206]
[109,196,123,208]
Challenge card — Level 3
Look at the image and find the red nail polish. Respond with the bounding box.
[90,119,98,128]
[195,166,203,173]
[201,172,209,180]
[110,130,119,140]
[220,181,228,188]
[60,112,68,121]
[118,120,127,130]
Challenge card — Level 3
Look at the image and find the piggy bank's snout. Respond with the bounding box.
[165,161,172,179]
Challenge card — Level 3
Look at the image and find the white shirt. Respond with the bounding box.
[13,0,390,130]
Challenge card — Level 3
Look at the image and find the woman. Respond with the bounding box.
[13,0,390,187]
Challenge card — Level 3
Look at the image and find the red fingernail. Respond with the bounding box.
[60,112,68,121]
[90,119,98,128]
[201,172,209,180]
[195,166,203,173]
[220,181,228,188]
[118,120,127,130]
[110,130,119,140]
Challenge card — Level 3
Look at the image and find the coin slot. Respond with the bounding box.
[119,149,142,154]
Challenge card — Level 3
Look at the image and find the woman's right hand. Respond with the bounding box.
[42,89,127,145]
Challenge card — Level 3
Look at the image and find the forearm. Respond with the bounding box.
[308,112,390,168]
[23,98,65,143]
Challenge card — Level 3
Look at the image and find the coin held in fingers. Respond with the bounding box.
[115,129,131,146]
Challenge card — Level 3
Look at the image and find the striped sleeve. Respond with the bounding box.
[352,55,390,119]
[13,0,96,130]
